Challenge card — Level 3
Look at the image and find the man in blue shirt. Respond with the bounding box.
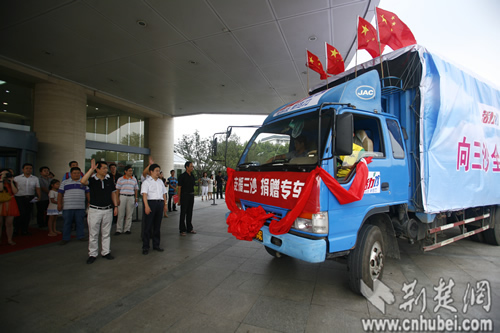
[167,170,177,212]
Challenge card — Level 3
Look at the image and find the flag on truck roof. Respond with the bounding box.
[326,43,345,75]
[306,50,329,80]
[376,7,416,50]
[357,16,385,58]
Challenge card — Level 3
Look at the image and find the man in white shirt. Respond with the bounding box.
[14,163,41,235]
[141,163,167,255]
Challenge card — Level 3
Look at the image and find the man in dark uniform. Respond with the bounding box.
[215,171,224,199]
[177,161,196,236]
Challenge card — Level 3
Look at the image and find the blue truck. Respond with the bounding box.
[220,45,500,294]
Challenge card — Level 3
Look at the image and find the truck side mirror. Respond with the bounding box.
[335,113,353,155]
[212,138,218,157]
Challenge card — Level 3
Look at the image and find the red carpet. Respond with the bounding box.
[0,227,64,255]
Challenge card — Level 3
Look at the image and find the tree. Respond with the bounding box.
[175,130,216,177]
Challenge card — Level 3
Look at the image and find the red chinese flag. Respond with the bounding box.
[307,50,329,80]
[357,17,385,58]
[376,7,416,50]
[326,43,345,75]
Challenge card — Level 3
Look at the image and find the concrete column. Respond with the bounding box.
[147,116,174,173]
[33,81,87,180]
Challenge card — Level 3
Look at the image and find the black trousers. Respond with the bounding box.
[216,185,224,199]
[36,200,49,227]
[142,200,163,250]
[179,194,194,233]
[168,193,176,211]
[14,196,34,234]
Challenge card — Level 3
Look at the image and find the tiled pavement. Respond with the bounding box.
[1,197,499,332]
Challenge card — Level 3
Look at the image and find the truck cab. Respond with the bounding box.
[221,46,500,294]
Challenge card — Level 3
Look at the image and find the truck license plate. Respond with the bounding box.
[255,230,263,242]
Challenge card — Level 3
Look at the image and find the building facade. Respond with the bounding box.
[0,59,174,179]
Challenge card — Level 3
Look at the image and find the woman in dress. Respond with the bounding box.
[0,169,20,245]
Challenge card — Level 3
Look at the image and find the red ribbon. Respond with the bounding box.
[225,157,372,240]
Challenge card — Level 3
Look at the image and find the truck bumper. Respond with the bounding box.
[255,225,327,263]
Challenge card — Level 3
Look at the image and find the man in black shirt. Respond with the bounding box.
[215,171,224,199]
[108,163,122,184]
[81,159,118,264]
[108,163,122,226]
[177,161,196,236]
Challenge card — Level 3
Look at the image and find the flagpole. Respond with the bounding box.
[307,67,310,95]
[374,11,385,79]
[306,49,310,95]
[355,17,358,78]
[324,42,329,89]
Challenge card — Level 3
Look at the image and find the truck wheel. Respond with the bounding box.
[348,224,385,294]
[265,246,285,258]
[484,206,500,245]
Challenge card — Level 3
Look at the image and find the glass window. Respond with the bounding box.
[95,117,107,142]
[86,118,95,140]
[240,112,331,169]
[337,114,385,180]
[107,116,118,144]
[129,117,144,148]
[0,77,33,130]
[86,102,144,147]
[85,148,144,180]
[386,119,405,159]
[118,116,129,145]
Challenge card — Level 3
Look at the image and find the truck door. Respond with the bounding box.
[327,113,409,253]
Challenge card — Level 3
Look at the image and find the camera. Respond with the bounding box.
[4,172,13,179]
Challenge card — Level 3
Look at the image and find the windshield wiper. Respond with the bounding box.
[238,162,260,168]
[259,162,285,167]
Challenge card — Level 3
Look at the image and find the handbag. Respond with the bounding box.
[0,189,11,203]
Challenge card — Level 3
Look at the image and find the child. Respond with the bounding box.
[47,179,62,236]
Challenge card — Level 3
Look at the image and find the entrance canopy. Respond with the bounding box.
[0,0,379,118]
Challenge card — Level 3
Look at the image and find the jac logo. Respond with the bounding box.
[356,85,376,100]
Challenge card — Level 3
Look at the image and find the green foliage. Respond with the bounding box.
[120,132,144,147]
[213,134,245,169]
[176,130,292,173]
[245,140,289,164]
[174,130,216,177]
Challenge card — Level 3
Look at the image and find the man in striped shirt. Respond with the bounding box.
[58,167,90,244]
[115,165,139,235]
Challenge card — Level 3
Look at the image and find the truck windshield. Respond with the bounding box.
[239,111,330,168]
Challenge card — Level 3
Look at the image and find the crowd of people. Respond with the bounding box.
[0,159,227,264]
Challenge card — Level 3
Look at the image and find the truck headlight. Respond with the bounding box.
[293,212,328,234]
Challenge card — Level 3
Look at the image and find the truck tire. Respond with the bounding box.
[348,224,385,295]
[484,206,500,245]
[265,246,286,258]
